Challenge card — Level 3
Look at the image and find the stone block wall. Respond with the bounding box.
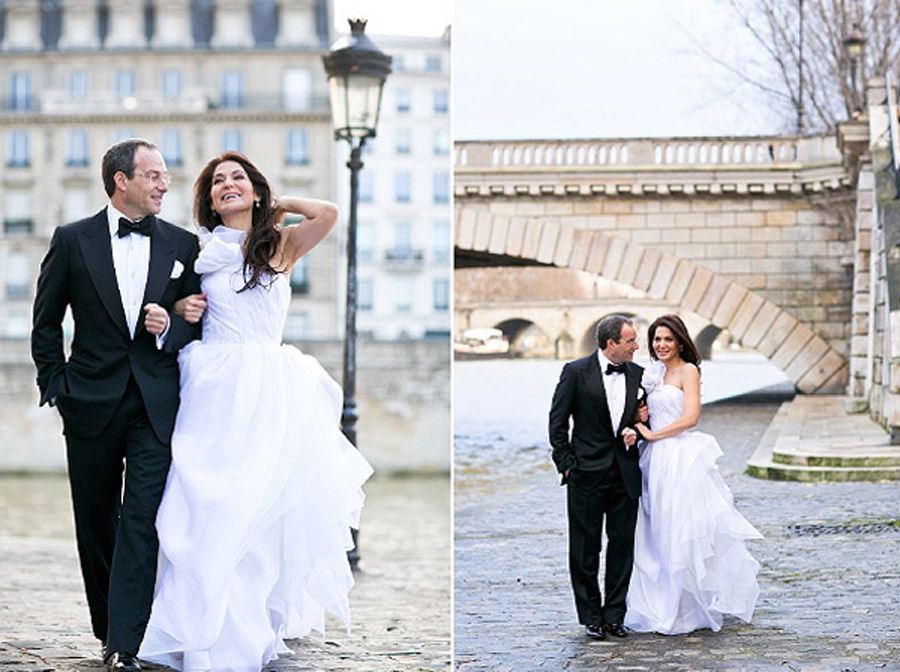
[462,191,855,359]
[0,338,450,475]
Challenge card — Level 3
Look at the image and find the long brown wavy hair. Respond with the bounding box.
[648,314,702,373]
[194,151,281,292]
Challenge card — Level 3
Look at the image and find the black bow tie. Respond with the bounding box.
[117,216,153,238]
[605,362,627,375]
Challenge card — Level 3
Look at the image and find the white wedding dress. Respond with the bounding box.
[624,362,762,635]
[139,226,373,672]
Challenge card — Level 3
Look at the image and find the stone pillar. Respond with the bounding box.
[210,0,253,48]
[58,0,101,50]
[848,164,875,404]
[0,0,41,51]
[105,0,145,48]
[276,0,316,47]
[152,0,192,48]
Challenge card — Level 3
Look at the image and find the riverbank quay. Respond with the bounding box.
[0,475,450,672]
[455,401,900,671]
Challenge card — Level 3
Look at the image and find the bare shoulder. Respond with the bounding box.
[679,362,701,383]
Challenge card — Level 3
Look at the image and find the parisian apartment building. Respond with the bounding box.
[0,0,450,351]
[347,29,451,340]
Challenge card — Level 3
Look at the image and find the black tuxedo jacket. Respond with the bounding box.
[548,353,643,499]
[31,208,201,443]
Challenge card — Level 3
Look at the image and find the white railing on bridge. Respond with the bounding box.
[455,135,841,170]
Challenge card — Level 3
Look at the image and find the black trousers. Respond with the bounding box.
[64,379,171,654]
[566,466,639,626]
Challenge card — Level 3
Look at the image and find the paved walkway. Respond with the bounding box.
[0,475,450,672]
[455,402,900,671]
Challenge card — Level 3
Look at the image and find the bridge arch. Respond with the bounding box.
[455,211,847,393]
[494,318,553,358]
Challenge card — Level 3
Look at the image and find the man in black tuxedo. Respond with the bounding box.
[548,314,644,640]
[31,139,201,672]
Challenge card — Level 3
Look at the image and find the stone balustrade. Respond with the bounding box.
[455,135,841,171]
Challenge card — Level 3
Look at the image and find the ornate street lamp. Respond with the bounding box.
[844,22,866,117]
[323,18,391,570]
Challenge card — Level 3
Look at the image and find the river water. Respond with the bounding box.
[453,352,794,498]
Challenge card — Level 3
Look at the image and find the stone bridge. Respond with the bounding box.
[454,103,883,396]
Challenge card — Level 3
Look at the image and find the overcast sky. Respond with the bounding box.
[453,0,785,140]
[332,0,451,37]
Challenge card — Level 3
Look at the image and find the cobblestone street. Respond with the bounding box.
[0,475,450,672]
[455,402,900,671]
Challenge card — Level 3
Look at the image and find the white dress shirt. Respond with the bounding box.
[597,351,626,434]
[107,205,151,338]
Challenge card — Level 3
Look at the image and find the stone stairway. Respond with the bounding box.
[746,396,900,481]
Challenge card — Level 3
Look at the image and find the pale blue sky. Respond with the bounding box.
[453,0,786,140]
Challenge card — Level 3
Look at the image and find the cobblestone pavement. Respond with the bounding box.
[455,402,900,672]
[0,475,450,672]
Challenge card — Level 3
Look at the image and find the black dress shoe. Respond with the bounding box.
[585,623,607,640]
[107,652,141,672]
[604,622,628,638]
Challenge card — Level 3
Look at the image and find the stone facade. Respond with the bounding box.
[0,0,341,341]
[0,338,450,474]
[454,134,856,393]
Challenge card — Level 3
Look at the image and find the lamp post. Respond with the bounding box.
[844,22,866,117]
[323,18,391,570]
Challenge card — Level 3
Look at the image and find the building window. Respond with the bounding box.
[161,69,181,99]
[395,128,411,155]
[433,89,448,114]
[70,71,88,100]
[7,130,30,168]
[395,88,410,113]
[394,219,412,251]
[394,172,411,203]
[359,278,373,311]
[433,278,449,311]
[66,129,89,167]
[115,70,135,99]
[432,172,449,204]
[63,188,89,224]
[112,128,135,143]
[433,128,449,156]
[286,129,309,165]
[290,257,310,295]
[222,129,242,152]
[3,308,30,338]
[359,172,373,203]
[432,219,449,262]
[425,55,443,73]
[161,129,182,167]
[394,278,412,313]
[4,252,30,299]
[283,69,312,111]
[9,72,31,111]
[393,54,406,71]
[4,189,33,234]
[221,71,242,109]
[358,220,374,262]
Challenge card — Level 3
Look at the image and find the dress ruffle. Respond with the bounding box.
[139,226,373,672]
[624,385,762,635]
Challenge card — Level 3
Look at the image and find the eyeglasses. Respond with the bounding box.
[132,170,172,186]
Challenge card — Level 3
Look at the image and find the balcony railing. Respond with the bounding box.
[384,247,425,270]
[34,90,329,115]
[455,134,842,170]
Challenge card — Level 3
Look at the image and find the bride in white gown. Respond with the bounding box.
[138,152,373,672]
[624,314,762,635]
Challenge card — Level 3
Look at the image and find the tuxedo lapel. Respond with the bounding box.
[586,354,615,437]
[617,364,642,435]
[76,211,129,338]
[136,220,176,337]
